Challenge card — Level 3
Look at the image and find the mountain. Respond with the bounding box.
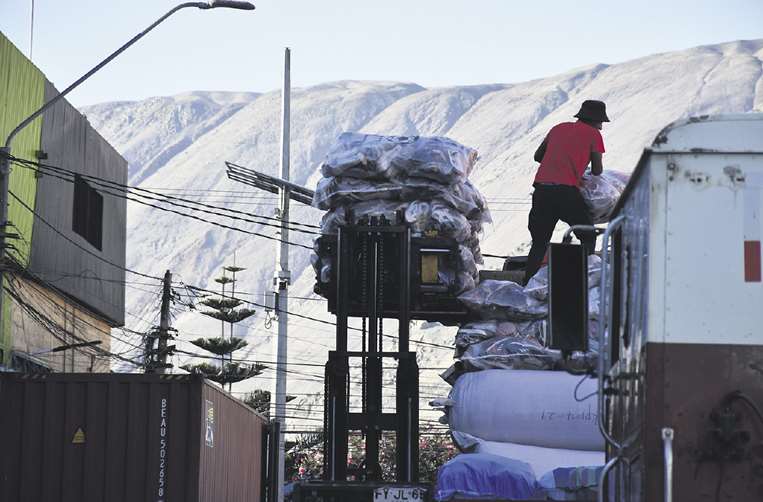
[81,40,763,421]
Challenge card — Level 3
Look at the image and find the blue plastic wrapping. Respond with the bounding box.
[537,466,603,501]
[435,453,538,501]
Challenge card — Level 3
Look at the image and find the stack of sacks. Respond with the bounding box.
[432,370,605,500]
[579,170,629,223]
[438,255,602,381]
[311,132,490,293]
[432,258,607,500]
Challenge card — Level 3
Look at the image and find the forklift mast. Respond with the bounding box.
[324,214,419,483]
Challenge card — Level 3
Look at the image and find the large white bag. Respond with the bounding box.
[448,369,604,451]
[453,432,604,478]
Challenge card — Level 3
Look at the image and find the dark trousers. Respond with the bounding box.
[523,184,594,284]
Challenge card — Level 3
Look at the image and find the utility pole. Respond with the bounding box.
[156,270,173,374]
[145,270,174,374]
[273,47,291,502]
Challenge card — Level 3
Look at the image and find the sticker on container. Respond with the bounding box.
[205,400,215,448]
[71,427,86,444]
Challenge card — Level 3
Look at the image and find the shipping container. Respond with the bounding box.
[0,373,268,502]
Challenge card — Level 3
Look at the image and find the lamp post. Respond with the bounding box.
[0,0,254,364]
[30,340,102,357]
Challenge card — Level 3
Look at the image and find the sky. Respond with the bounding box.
[1,0,762,107]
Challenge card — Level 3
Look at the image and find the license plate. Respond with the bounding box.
[373,486,427,501]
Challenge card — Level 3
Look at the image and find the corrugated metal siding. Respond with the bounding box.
[0,374,200,502]
[199,380,265,502]
[29,80,127,325]
[0,374,266,502]
[0,33,45,364]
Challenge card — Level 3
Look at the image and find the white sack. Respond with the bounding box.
[448,369,604,451]
[478,441,603,479]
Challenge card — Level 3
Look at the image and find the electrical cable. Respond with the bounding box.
[10,155,322,231]
[10,164,316,249]
[178,283,454,350]
[8,190,164,280]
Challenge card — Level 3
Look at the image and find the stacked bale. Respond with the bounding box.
[311,132,490,293]
[434,171,629,500]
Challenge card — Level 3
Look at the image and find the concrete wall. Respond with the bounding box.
[8,276,113,373]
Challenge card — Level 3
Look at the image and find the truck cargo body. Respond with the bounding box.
[0,373,267,502]
[599,114,763,500]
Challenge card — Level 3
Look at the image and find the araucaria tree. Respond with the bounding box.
[182,263,264,389]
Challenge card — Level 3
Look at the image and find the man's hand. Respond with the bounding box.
[590,151,603,175]
[534,138,548,163]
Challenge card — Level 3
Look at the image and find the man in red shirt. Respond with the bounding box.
[522,100,609,284]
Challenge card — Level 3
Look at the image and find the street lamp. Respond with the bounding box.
[0,0,254,362]
[30,340,103,357]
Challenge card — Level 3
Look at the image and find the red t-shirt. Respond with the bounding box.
[534,121,605,186]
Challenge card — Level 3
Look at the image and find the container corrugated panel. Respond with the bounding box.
[0,373,267,502]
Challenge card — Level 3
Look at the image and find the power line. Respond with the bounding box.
[12,162,316,249]
[8,190,164,281]
[4,277,143,368]
[10,155,322,232]
[178,283,454,351]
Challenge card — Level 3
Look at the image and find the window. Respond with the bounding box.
[72,175,103,250]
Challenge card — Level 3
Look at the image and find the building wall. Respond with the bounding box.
[0,32,46,365]
[8,276,113,373]
[29,80,128,326]
[0,32,127,369]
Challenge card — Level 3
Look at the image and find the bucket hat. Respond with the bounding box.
[574,100,610,122]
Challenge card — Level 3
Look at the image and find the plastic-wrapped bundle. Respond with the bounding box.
[524,255,603,302]
[458,280,547,321]
[319,206,347,234]
[457,272,476,294]
[452,317,599,374]
[455,321,525,349]
[313,133,486,297]
[385,135,478,183]
[537,466,603,501]
[404,200,431,232]
[320,132,478,184]
[458,245,478,277]
[320,132,414,179]
[460,334,559,371]
[434,453,538,502]
[400,178,491,223]
[313,176,402,210]
[579,170,629,224]
[430,202,472,243]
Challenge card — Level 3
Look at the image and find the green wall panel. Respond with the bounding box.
[0,32,45,365]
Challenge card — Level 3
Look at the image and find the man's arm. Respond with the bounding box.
[590,151,603,175]
[534,138,548,163]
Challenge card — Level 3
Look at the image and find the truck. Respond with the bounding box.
[549,113,763,501]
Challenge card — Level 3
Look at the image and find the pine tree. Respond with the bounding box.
[182,258,263,389]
